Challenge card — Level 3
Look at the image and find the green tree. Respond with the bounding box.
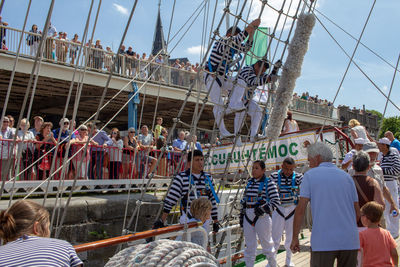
[379,116,400,139]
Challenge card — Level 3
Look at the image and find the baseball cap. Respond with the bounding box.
[363,142,379,153]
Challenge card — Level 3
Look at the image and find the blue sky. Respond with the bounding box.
[2,0,399,117]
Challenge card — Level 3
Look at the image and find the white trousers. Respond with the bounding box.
[29,42,39,57]
[204,73,234,136]
[384,180,399,238]
[271,204,296,265]
[243,208,276,267]
[229,80,262,137]
[234,100,263,137]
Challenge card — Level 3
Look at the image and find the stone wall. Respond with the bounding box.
[0,194,163,267]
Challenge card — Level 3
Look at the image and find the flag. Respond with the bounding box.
[245,27,269,66]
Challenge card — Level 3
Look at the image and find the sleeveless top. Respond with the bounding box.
[352,125,368,141]
[353,175,375,227]
[123,137,137,154]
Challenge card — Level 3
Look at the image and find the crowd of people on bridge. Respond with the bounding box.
[0,114,208,181]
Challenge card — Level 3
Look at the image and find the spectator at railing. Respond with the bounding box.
[35,122,57,180]
[55,32,67,63]
[70,125,93,179]
[0,16,8,50]
[138,125,157,178]
[186,134,202,152]
[16,118,35,180]
[6,115,16,135]
[115,44,126,75]
[126,46,135,76]
[123,127,138,179]
[154,116,164,140]
[84,42,94,68]
[139,52,148,79]
[108,128,123,179]
[156,128,169,177]
[93,39,104,70]
[0,116,14,181]
[53,118,76,179]
[104,46,113,72]
[69,34,80,65]
[148,54,155,80]
[155,54,165,81]
[26,24,41,57]
[44,22,57,59]
[29,115,43,136]
[172,130,187,170]
[86,122,113,179]
[171,59,181,85]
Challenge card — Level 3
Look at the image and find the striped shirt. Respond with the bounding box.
[237,65,270,102]
[208,31,249,76]
[270,171,303,205]
[0,235,82,267]
[242,176,280,212]
[380,150,400,181]
[163,170,218,220]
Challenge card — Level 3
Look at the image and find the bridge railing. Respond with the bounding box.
[0,138,185,181]
[0,25,202,90]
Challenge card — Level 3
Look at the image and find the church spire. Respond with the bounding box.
[151,0,166,56]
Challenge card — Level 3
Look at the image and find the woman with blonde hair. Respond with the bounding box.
[0,200,82,266]
[348,119,373,142]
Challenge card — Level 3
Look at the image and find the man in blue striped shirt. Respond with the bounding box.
[378,137,400,238]
[204,19,260,138]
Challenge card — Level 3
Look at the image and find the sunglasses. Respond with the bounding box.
[112,132,118,134]
[129,131,135,133]
[64,122,69,125]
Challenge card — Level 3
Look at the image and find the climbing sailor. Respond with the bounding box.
[270,157,303,267]
[154,150,220,234]
[205,18,260,138]
[229,59,282,146]
[240,160,280,267]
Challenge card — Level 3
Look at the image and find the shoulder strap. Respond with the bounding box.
[204,172,220,204]
[352,176,369,204]
[277,170,282,187]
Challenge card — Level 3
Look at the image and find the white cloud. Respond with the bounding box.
[186,45,205,55]
[113,3,129,16]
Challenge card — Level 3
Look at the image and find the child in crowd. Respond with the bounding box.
[0,200,82,266]
[241,160,280,267]
[359,201,398,267]
[176,197,212,248]
[154,116,163,140]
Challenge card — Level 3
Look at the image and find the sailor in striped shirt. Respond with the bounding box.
[229,60,281,145]
[204,19,260,138]
[270,157,303,267]
[156,150,220,234]
[378,137,400,238]
[241,160,280,267]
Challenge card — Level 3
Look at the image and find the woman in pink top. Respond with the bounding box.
[359,201,398,267]
[70,125,97,179]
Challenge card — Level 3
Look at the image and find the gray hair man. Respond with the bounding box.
[291,142,359,267]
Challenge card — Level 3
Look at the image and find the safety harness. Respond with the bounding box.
[241,176,270,226]
[180,169,220,219]
[276,170,299,220]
